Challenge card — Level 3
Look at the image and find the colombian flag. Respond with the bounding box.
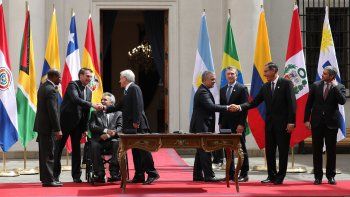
[41,8,60,83]
[16,4,37,148]
[248,6,272,149]
[82,14,103,103]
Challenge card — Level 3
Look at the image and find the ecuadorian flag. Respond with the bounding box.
[41,8,60,83]
[248,6,272,149]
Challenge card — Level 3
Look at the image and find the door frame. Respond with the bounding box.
[92,0,179,132]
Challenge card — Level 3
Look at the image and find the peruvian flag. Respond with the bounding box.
[62,12,81,152]
[284,4,311,147]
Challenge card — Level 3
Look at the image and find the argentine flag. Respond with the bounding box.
[190,12,219,132]
[316,6,346,142]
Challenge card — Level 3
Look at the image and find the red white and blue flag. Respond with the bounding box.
[0,0,18,152]
[62,12,81,152]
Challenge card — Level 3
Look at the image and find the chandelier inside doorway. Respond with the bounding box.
[128,41,153,69]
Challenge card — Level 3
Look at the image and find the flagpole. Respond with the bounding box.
[287,147,306,173]
[252,149,267,171]
[61,150,72,171]
[17,148,39,175]
[0,152,19,177]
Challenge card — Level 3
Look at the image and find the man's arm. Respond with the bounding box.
[240,85,265,111]
[334,83,346,105]
[286,80,297,125]
[46,88,61,132]
[199,89,227,113]
[304,83,315,123]
[88,112,105,138]
[238,86,249,126]
[131,86,143,127]
[66,82,92,108]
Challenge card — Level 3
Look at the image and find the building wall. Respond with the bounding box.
[3,0,350,153]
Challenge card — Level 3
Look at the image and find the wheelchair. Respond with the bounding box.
[83,138,129,185]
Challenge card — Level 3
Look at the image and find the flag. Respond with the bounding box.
[316,6,346,142]
[220,12,250,135]
[0,0,18,152]
[41,8,60,83]
[190,12,220,132]
[62,12,81,153]
[248,6,272,149]
[82,14,103,104]
[16,5,37,148]
[284,5,311,147]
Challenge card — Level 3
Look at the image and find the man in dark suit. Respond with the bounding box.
[233,62,296,185]
[34,69,63,187]
[54,68,102,183]
[304,66,346,185]
[190,71,234,182]
[219,66,249,182]
[105,69,159,185]
[89,92,123,183]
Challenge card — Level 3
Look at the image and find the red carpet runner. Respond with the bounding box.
[1,149,350,196]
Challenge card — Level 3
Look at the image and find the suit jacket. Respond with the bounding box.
[60,80,92,133]
[190,84,228,133]
[34,81,61,134]
[304,80,346,129]
[219,82,248,130]
[241,77,296,131]
[89,110,123,141]
[107,83,149,131]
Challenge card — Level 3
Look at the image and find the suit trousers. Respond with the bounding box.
[38,133,56,183]
[193,148,215,179]
[265,124,291,181]
[132,148,158,179]
[312,122,337,180]
[90,139,120,177]
[54,128,83,180]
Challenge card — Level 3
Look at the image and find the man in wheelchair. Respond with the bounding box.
[88,92,122,183]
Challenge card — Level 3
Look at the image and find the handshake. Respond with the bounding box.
[92,103,105,111]
[228,104,240,112]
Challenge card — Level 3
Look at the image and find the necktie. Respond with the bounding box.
[226,85,232,101]
[324,83,330,100]
[124,89,127,95]
[271,82,275,96]
[83,87,87,100]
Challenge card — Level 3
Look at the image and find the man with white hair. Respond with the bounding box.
[106,69,159,185]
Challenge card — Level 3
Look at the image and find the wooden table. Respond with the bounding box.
[117,133,244,192]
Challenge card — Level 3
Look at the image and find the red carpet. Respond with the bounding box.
[1,149,350,196]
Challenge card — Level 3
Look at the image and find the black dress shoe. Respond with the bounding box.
[261,178,275,184]
[314,179,322,185]
[238,175,249,182]
[273,179,283,185]
[143,174,160,185]
[193,177,204,181]
[128,177,145,183]
[42,181,63,187]
[108,175,121,182]
[204,177,225,182]
[73,178,83,183]
[328,177,336,185]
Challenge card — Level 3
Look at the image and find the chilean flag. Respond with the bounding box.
[62,12,81,152]
[0,0,18,152]
[284,5,311,147]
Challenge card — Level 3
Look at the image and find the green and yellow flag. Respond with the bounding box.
[16,5,37,148]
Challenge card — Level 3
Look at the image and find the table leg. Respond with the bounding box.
[118,142,127,192]
[225,148,232,188]
[234,143,244,193]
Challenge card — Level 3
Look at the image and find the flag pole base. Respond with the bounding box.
[61,165,71,171]
[0,169,20,177]
[252,165,267,171]
[16,167,39,175]
[287,166,307,173]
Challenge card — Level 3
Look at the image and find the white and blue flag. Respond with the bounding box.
[190,12,219,132]
[316,6,346,142]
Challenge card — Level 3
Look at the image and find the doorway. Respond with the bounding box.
[100,10,168,133]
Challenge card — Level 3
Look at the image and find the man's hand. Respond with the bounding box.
[236,125,244,134]
[304,121,311,130]
[100,134,109,141]
[55,131,63,140]
[286,123,295,133]
[92,103,104,111]
[107,129,117,137]
[228,104,240,112]
[133,123,139,129]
